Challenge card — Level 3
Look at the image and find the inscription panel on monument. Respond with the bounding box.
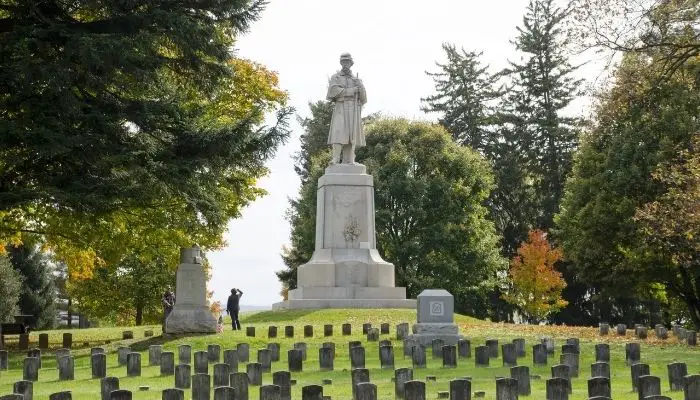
[417,289,454,323]
[323,187,370,249]
[429,301,444,316]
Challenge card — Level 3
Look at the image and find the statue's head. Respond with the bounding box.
[339,53,354,69]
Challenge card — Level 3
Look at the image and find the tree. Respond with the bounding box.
[422,44,502,152]
[360,119,507,317]
[0,255,22,323]
[634,136,700,328]
[6,238,57,329]
[503,229,567,322]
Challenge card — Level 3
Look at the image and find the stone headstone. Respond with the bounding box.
[449,379,471,400]
[322,342,335,359]
[48,392,72,400]
[512,338,526,358]
[631,363,650,392]
[288,349,303,372]
[0,394,24,400]
[117,347,130,366]
[342,323,351,335]
[546,377,569,400]
[486,339,499,358]
[192,373,211,400]
[616,323,627,336]
[126,353,141,377]
[273,371,291,400]
[510,365,531,395]
[475,346,489,367]
[267,342,280,362]
[561,344,578,355]
[411,345,426,369]
[402,338,416,357]
[213,386,234,400]
[258,348,272,373]
[495,377,518,400]
[394,368,413,399]
[351,368,371,400]
[324,324,333,337]
[591,362,610,379]
[350,346,365,369]
[237,343,250,363]
[595,343,610,362]
[23,357,39,381]
[246,326,255,337]
[599,323,609,336]
[667,362,687,391]
[636,326,648,339]
[431,338,444,358]
[122,331,133,340]
[213,363,231,387]
[565,338,579,353]
[0,350,8,370]
[178,344,192,364]
[100,377,120,400]
[397,323,409,340]
[551,364,572,394]
[319,347,334,371]
[260,385,281,400]
[404,380,425,400]
[268,326,278,338]
[247,363,262,385]
[656,326,669,340]
[304,325,313,337]
[38,334,48,350]
[367,328,379,341]
[194,351,208,374]
[587,377,611,398]
[149,345,163,366]
[161,351,175,375]
[27,349,41,368]
[109,390,132,400]
[13,380,33,400]
[17,333,29,350]
[541,337,555,354]
[559,353,579,377]
[223,349,238,373]
[687,330,697,345]
[638,375,661,399]
[284,325,294,338]
[379,345,394,369]
[533,344,548,365]
[458,339,471,358]
[301,385,323,400]
[684,375,700,400]
[355,382,377,400]
[293,342,307,360]
[91,347,105,355]
[379,339,391,348]
[175,364,192,389]
[92,353,107,378]
[62,333,72,349]
[442,345,457,368]
[625,342,641,365]
[230,372,249,400]
[162,388,185,400]
[208,344,221,363]
[362,323,372,334]
[502,343,517,367]
[379,323,389,335]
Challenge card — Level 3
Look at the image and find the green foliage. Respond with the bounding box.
[6,239,57,329]
[360,119,507,317]
[0,255,22,323]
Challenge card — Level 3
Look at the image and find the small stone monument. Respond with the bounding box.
[407,289,462,346]
[165,247,217,334]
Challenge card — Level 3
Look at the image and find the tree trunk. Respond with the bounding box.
[135,304,143,326]
[67,298,72,328]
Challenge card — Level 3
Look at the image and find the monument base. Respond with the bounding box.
[272,298,416,310]
[165,253,217,334]
[164,305,217,334]
[408,322,463,346]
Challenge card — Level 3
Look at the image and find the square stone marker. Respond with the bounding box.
[417,289,454,324]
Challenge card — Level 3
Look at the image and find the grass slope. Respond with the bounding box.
[0,309,698,399]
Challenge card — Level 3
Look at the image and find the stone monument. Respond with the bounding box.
[273,53,414,310]
[407,289,462,345]
[165,247,217,334]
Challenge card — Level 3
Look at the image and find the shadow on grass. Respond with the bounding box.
[240,310,316,324]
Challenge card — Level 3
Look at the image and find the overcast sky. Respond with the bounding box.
[205,0,601,308]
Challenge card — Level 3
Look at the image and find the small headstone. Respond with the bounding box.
[495,377,518,400]
[17,333,29,350]
[49,392,72,400]
[38,334,49,350]
[638,375,661,399]
[411,344,426,369]
[367,328,379,341]
[109,390,132,400]
[260,385,281,400]
[117,347,130,366]
[213,363,231,387]
[474,391,486,398]
[23,357,39,381]
[587,377,611,398]
[667,362,687,391]
[546,377,569,400]
[551,364,572,394]
[301,385,323,400]
[561,344,578,355]
[350,346,365,369]
[512,338,526,358]
[284,325,294,338]
[161,351,175,375]
[380,323,390,335]
[13,380,33,400]
[625,342,641,365]
[458,339,471,358]
[319,346,334,371]
[510,365,531,395]
[631,363,650,392]
[268,326,278,338]
[273,371,292,400]
[322,342,336,359]
[293,342,307,360]
[144,330,153,337]
[324,324,333,337]
[342,323,351,335]
[379,345,394,369]
[101,377,120,400]
[258,348,272,373]
[92,353,107,378]
[431,338,444,358]
[138,386,148,392]
[288,349,303,372]
[230,372,249,400]
[591,362,610,379]
[246,326,255,337]
[379,339,391,348]
[541,337,555,354]
[212,386,234,400]
[267,342,281,362]
[0,350,8,370]
[475,345,489,367]
[502,343,517,367]
[208,344,221,363]
[362,323,371,334]
[684,375,700,400]
[442,345,457,368]
[656,326,669,340]
[91,347,105,355]
[223,349,238,373]
[126,353,141,377]
[351,368,371,400]
[192,373,211,400]
[449,379,471,400]
[565,338,580,353]
[122,331,133,340]
[560,353,579,377]
[687,330,697,346]
[237,343,250,363]
[349,340,362,351]
[27,349,41,368]
[394,368,413,399]
[62,333,72,349]
[437,391,449,399]
[396,323,409,340]
[304,325,313,337]
[404,380,425,400]
[599,323,609,336]
[616,323,627,336]
[149,345,163,366]
[162,388,185,400]
[247,362,262,385]
[175,364,192,389]
[485,339,499,358]
[355,382,377,400]
[178,344,192,364]
[533,344,547,365]
[595,344,610,362]
[636,326,648,339]
[194,351,208,374]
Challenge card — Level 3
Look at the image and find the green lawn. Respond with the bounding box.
[1,309,698,399]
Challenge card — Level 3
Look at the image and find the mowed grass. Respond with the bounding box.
[0,309,698,399]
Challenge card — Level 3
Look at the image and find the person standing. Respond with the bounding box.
[226,288,243,330]
[161,287,175,332]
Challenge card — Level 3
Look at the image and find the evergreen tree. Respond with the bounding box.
[7,239,57,329]
[0,255,22,323]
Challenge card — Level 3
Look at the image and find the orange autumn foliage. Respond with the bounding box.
[503,230,568,322]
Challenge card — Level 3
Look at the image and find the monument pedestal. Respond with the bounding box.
[273,164,415,310]
[408,289,462,345]
[165,248,217,334]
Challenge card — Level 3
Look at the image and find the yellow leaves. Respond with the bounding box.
[52,246,104,281]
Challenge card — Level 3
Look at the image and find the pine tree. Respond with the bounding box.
[7,240,57,329]
[0,255,22,323]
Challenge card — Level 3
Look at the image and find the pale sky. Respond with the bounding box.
[206,0,602,308]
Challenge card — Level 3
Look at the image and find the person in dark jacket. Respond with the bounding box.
[226,288,243,330]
